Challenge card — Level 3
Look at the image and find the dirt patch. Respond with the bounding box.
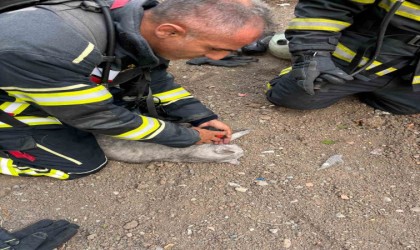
[1,1,419,249]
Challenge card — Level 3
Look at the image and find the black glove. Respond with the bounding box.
[0,220,79,250]
[290,51,353,95]
[241,34,273,55]
[186,54,258,67]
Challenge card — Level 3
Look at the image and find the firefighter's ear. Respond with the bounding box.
[155,23,186,38]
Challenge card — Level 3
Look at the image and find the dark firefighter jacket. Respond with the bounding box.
[285,0,420,91]
[0,0,217,147]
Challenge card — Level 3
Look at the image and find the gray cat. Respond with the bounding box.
[96,130,250,165]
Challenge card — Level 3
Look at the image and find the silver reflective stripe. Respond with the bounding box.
[287,18,351,32]
[378,0,420,21]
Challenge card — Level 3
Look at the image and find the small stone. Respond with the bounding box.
[261,150,274,154]
[395,209,404,213]
[269,228,278,234]
[113,191,119,195]
[340,194,350,200]
[370,148,383,155]
[164,244,175,250]
[383,197,392,202]
[235,187,248,192]
[255,180,269,186]
[410,207,420,213]
[249,228,255,231]
[283,239,292,248]
[187,229,193,235]
[228,182,241,187]
[87,234,97,240]
[207,226,215,231]
[126,233,133,238]
[123,220,139,230]
[305,182,314,187]
[336,212,346,218]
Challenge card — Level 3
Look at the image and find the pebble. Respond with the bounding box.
[410,207,420,213]
[87,234,97,240]
[396,209,404,213]
[207,226,215,231]
[305,182,314,187]
[269,228,278,234]
[340,194,350,200]
[261,150,274,154]
[235,187,248,192]
[319,155,344,170]
[283,239,292,248]
[123,220,139,230]
[336,213,346,218]
[228,182,241,187]
[383,197,392,203]
[255,180,269,186]
[370,148,383,155]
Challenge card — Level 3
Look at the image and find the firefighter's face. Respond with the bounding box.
[149,21,263,60]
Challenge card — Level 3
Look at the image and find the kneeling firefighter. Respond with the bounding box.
[266,0,420,115]
[0,0,256,179]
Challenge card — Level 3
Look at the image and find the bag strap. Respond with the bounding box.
[0,109,29,128]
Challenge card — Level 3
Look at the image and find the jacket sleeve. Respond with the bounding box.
[149,61,218,126]
[286,0,375,53]
[0,51,200,148]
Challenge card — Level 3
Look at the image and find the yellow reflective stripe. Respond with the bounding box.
[73,42,95,64]
[0,84,89,92]
[266,82,272,91]
[0,102,30,115]
[36,143,82,165]
[153,87,191,103]
[279,66,292,76]
[351,0,375,3]
[8,85,112,106]
[413,76,420,84]
[287,18,351,32]
[45,169,69,180]
[379,0,420,21]
[143,120,166,140]
[333,43,397,76]
[0,158,18,176]
[16,116,61,126]
[114,116,162,140]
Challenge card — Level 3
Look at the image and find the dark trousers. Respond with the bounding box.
[266,72,420,115]
[0,125,107,180]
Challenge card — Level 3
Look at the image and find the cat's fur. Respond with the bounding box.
[96,130,250,164]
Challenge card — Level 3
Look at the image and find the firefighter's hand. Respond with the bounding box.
[193,120,232,144]
[291,51,353,95]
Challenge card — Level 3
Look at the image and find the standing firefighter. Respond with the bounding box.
[0,0,271,179]
[266,0,420,114]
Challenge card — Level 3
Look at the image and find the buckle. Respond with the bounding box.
[408,35,420,47]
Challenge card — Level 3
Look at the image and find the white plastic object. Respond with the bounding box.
[268,33,292,60]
